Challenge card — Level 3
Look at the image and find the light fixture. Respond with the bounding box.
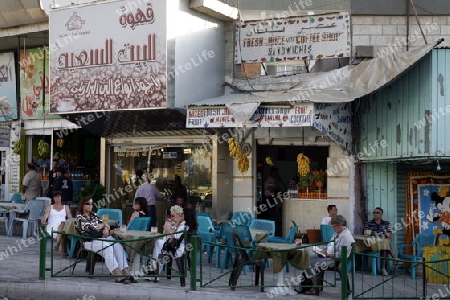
[437,160,442,171]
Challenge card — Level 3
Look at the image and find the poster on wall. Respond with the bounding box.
[0,52,18,121]
[9,154,20,194]
[49,0,167,113]
[235,12,350,63]
[19,48,59,120]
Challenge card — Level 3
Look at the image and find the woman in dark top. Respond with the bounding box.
[129,197,150,224]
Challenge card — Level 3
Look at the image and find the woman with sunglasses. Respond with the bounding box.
[77,197,135,284]
[149,205,186,283]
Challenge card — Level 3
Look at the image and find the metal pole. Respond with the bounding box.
[39,225,48,280]
[190,235,197,290]
[341,246,348,300]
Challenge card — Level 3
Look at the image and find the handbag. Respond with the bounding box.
[82,229,104,240]
[162,234,185,255]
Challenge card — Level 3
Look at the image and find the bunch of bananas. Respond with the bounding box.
[265,156,274,166]
[56,138,64,147]
[297,153,310,176]
[38,140,50,157]
[237,151,249,174]
[13,139,23,154]
[228,138,240,158]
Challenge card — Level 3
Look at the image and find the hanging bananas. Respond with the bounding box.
[237,151,249,174]
[265,156,274,166]
[228,138,249,173]
[56,138,64,147]
[228,138,240,158]
[13,139,23,154]
[38,140,50,157]
[297,153,310,176]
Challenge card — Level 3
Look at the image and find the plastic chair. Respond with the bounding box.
[196,215,220,264]
[0,208,8,235]
[320,225,335,242]
[231,211,254,226]
[127,217,151,231]
[196,211,220,231]
[398,233,436,279]
[268,225,298,244]
[248,219,275,240]
[8,199,47,238]
[10,193,24,204]
[96,208,122,227]
[35,197,51,206]
[218,222,235,272]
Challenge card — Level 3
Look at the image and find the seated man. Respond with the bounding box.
[363,207,395,276]
[303,214,354,295]
[321,204,338,225]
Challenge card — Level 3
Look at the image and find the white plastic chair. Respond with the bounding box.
[8,199,47,238]
[0,208,8,235]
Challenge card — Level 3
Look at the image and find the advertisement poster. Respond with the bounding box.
[19,48,59,120]
[235,12,350,63]
[9,154,20,194]
[313,103,351,152]
[0,52,18,121]
[49,0,167,113]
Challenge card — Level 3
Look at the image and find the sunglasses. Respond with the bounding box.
[84,202,94,205]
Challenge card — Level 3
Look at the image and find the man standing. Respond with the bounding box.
[135,173,162,227]
[53,167,74,205]
[363,207,393,276]
[264,167,286,235]
[22,163,43,202]
[45,160,58,198]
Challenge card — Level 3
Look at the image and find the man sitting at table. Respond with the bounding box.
[302,214,354,295]
[321,204,338,225]
[363,207,395,276]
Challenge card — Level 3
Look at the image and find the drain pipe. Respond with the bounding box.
[406,0,409,51]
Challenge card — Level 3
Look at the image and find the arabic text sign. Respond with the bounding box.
[49,0,166,113]
[0,53,17,121]
[235,12,350,63]
[186,104,313,128]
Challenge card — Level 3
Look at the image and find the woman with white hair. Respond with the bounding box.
[149,205,186,283]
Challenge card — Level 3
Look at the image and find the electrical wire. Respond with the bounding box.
[409,0,428,44]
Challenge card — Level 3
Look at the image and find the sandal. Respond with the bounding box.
[129,276,138,283]
[115,278,131,284]
[304,288,320,295]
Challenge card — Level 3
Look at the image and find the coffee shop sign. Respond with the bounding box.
[187,104,313,128]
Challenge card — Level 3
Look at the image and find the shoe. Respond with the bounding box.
[115,278,131,284]
[304,288,320,295]
[146,277,159,283]
[129,276,138,283]
[381,268,388,276]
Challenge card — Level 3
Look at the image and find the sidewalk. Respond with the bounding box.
[0,227,344,300]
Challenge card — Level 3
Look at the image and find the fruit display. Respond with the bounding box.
[228,137,240,158]
[265,156,274,166]
[38,139,50,157]
[228,137,249,174]
[13,138,24,154]
[56,138,64,147]
[297,153,310,176]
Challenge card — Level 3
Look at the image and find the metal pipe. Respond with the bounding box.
[406,0,409,51]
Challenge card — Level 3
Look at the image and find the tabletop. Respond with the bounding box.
[353,234,391,252]
[255,242,311,273]
[114,230,158,260]
[0,203,25,213]
[249,228,270,243]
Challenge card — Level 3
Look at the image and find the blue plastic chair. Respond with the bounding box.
[96,208,122,227]
[248,219,275,240]
[233,225,257,275]
[197,215,220,264]
[10,193,24,204]
[218,222,235,272]
[8,199,47,238]
[231,211,254,226]
[127,217,151,231]
[398,233,436,279]
[269,225,298,244]
[320,224,335,242]
[196,211,220,231]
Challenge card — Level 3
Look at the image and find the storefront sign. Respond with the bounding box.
[187,104,313,128]
[9,154,20,194]
[113,145,151,153]
[163,152,177,159]
[0,53,17,121]
[235,12,350,63]
[313,103,351,151]
[0,128,10,147]
[49,0,167,113]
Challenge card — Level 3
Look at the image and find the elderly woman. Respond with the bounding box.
[150,205,186,283]
[304,214,354,295]
[77,197,135,284]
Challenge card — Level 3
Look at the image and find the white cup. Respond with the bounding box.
[151,226,158,233]
[120,225,127,232]
[364,229,372,236]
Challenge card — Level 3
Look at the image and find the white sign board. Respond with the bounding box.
[235,12,350,63]
[187,104,313,128]
[49,0,167,113]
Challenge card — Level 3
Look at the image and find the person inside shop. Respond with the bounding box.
[45,160,58,198]
[302,214,354,295]
[41,190,73,258]
[77,196,136,284]
[129,196,150,225]
[363,207,396,276]
[134,173,162,228]
[53,167,74,206]
[321,205,338,225]
[171,175,188,204]
[264,167,287,234]
[22,163,43,202]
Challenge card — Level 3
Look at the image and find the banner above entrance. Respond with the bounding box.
[187,103,313,128]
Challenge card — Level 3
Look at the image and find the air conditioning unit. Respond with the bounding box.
[266,64,307,76]
[354,45,374,58]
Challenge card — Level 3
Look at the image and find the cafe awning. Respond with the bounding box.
[187,41,440,128]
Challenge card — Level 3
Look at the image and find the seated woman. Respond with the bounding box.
[304,214,354,295]
[150,205,186,283]
[77,196,135,284]
[129,196,150,224]
[41,190,73,258]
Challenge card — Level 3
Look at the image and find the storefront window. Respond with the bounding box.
[109,144,212,209]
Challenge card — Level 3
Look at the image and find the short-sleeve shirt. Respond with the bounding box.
[326,228,355,258]
[364,219,392,238]
[23,170,42,201]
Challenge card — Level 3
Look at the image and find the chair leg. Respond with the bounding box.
[166,257,173,280]
[85,251,97,276]
[175,257,185,287]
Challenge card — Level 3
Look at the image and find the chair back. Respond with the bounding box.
[249,219,275,238]
[320,224,335,242]
[96,208,123,226]
[414,233,436,257]
[196,211,212,220]
[286,225,298,244]
[127,217,151,231]
[231,233,251,262]
[231,211,254,226]
[35,197,51,206]
[220,222,235,247]
[26,199,47,221]
[197,215,215,234]
[234,225,255,248]
[10,193,24,204]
